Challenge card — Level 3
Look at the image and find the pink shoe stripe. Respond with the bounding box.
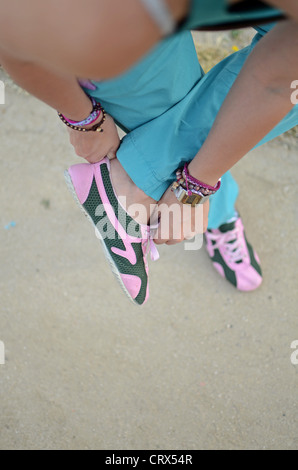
[120,274,142,300]
[68,163,95,205]
[94,160,142,266]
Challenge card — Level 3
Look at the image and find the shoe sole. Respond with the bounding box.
[64,169,142,306]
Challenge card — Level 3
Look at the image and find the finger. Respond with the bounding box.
[153,234,169,245]
[85,154,106,164]
[203,200,210,233]
[153,221,178,245]
[106,151,117,160]
[153,213,168,245]
[154,240,168,246]
[149,204,160,227]
[153,231,169,246]
[184,234,196,241]
[166,239,182,246]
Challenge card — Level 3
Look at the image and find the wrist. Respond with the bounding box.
[60,96,103,129]
[171,163,221,207]
[62,98,93,123]
[82,109,103,129]
[188,161,221,188]
[58,100,106,133]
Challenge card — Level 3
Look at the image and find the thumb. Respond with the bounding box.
[106,151,117,160]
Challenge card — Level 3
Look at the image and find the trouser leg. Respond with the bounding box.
[86,26,297,229]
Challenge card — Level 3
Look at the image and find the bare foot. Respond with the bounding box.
[110,158,157,226]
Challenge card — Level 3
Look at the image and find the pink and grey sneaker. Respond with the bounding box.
[204,216,263,292]
[64,158,159,306]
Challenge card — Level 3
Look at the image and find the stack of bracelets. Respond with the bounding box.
[58,97,106,133]
[172,163,221,198]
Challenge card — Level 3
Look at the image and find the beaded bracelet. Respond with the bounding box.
[173,164,221,197]
[65,97,102,127]
[183,163,221,192]
[58,107,106,133]
[58,96,107,132]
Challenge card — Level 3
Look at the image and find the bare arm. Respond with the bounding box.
[0,52,121,162]
[0,1,297,82]
[0,0,189,79]
[155,19,298,245]
[188,20,298,185]
[0,53,93,121]
[267,0,298,22]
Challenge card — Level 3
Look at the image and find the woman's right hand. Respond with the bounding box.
[68,113,121,163]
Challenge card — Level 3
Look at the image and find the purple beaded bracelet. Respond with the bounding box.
[183,163,221,192]
[59,97,103,127]
[58,108,106,133]
[173,164,221,198]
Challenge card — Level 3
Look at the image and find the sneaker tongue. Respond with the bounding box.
[218,221,236,233]
[218,220,243,264]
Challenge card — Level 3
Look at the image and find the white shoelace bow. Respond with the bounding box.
[208,226,248,264]
[143,226,160,262]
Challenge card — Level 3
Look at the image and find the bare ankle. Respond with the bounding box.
[110,158,157,225]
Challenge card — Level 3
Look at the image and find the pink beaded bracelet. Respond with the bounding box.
[183,163,221,192]
[59,97,103,127]
[174,164,221,198]
[58,107,106,133]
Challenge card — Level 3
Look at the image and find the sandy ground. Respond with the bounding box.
[0,33,298,450]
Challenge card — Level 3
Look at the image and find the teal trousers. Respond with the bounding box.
[85,24,298,228]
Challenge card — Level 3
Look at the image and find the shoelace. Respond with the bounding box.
[208,225,248,264]
[143,226,160,262]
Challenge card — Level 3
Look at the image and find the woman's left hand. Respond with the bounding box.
[153,185,209,245]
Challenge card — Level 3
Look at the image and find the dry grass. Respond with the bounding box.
[195,44,231,73]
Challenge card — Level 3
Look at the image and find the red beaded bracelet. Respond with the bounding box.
[174,164,221,197]
[183,163,221,192]
[58,107,106,133]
